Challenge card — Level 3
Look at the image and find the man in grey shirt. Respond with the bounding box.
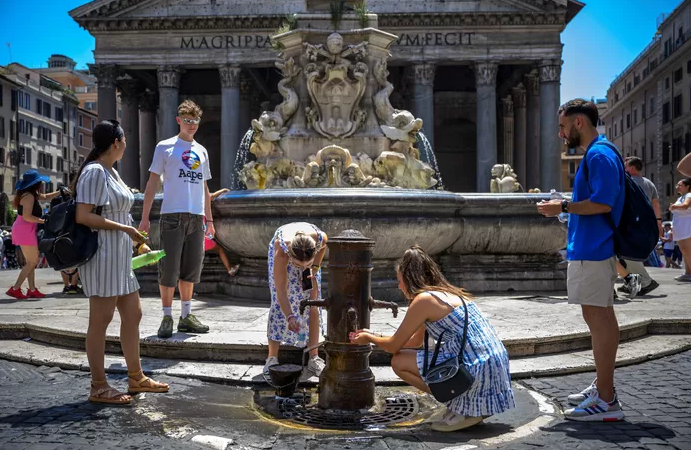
[618,156,663,297]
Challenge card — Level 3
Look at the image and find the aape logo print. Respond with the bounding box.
[179,149,203,183]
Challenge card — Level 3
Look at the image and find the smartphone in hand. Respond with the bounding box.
[302,268,313,291]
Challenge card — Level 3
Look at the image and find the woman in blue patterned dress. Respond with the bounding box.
[350,245,515,432]
[264,222,327,376]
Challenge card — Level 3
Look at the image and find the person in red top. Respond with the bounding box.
[205,188,239,276]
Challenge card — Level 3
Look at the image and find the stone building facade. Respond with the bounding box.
[560,98,606,192]
[603,0,691,218]
[0,71,23,195]
[71,0,583,192]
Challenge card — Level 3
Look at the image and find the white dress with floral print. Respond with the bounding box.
[267,223,324,345]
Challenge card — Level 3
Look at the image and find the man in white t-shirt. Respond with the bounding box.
[139,100,215,339]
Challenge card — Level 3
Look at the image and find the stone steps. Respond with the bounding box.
[1,333,690,385]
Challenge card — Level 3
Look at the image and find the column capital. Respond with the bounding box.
[411,63,436,86]
[524,70,540,96]
[502,96,514,117]
[116,78,142,104]
[473,62,498,87]
[512,84,527,108]
[219,65,242,89]
[138,89,158,113]
[539,59,563,84]
[89,64,122,89]
[157,66,184,89]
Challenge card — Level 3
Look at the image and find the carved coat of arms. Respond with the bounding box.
[304,33,369,140]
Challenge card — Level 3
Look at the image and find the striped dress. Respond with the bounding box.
[76,163,139,298]
[417,291,515,417]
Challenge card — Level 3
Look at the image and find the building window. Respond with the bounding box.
[651,141,655,160]
[57,132,61,146]
[0,175,3,192]
[663,102,671,123]
[651,172,655,183]
[608,126,612,137]
[614,123,618,136]
[62,147,67,160]
[36,98,42,115]
[663,141,670,165]
[91,118,95,130]
[569,162,576,174]
[23,147,31,166]
[650,97,655,114]
[79,115,83,127]
[0,117,4,138]
[626,114,631,129]
[675,67,683,83]
[79,133,83,147]
[633,108,638,125]
[43,102,51,119]
[666,77,671,89]
[84,102,96,110]
[642,103,647,119]
[674,94,683,119]
[0,86,3,107]
[667,183,672,197]
[24,93,30,108]
[569,178,574,189]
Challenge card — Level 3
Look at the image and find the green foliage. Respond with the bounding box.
[330,0,346,30]
[270,14,298,51]
[354,0,369,28]
[6,208,17,227]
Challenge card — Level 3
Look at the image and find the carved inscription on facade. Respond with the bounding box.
[180,35,272,49]
[393,32,477,46]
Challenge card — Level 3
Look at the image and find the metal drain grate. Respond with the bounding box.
[280,395,419,430]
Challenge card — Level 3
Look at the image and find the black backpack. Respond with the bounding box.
[581,141,658,261]
[38,189,102,271]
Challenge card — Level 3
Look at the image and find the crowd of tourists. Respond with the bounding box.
[1,98,689,431]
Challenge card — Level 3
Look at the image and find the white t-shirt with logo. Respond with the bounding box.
[149,136,211,215]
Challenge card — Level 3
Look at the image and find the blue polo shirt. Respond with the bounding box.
[567,135,625,261]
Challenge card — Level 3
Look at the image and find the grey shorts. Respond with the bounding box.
[158,213,205,288]
[567,257,618,308]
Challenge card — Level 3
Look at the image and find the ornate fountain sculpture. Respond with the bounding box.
[237,20,439,190]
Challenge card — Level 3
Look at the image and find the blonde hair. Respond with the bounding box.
[288,231,317,262]
[178,100,203,118]
[396,245,472,301]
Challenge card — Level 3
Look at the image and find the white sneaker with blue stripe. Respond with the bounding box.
[564,387,625,422]
[567,379,597,406]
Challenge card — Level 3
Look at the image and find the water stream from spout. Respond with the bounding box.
[416,132,444,190]
[231,128,255,190]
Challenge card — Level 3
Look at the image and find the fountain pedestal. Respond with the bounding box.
[301,230,398,410]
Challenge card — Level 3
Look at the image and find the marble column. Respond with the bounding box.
[89,64,121,122]
[219,65,242,187]
[539,59,563,192]
[474,62,498,192]
[139,90,158,190]
[410,64,436,148]
[116,78,141,190]
[502,96,514,166]
[156,66,183,142]
[524,71,541,191]
[512,84,527,189]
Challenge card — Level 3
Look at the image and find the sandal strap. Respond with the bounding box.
[92,386,128,399]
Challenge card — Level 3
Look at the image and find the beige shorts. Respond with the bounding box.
[567,257,618,307]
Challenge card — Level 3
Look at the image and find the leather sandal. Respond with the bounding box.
[88,381,132,405]
[128,371,170,394]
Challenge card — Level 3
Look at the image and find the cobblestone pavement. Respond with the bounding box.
[2,352,691,450]
[502,351,691,450]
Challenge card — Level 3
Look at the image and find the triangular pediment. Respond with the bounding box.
[70,0,575,20]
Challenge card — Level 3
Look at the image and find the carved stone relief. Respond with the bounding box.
[219,65,242,89]
[524,71,540,96]
[89,64,122,89]
[474,62,498,88]
[412,64,436,86]
[157,66,183,89]
[539,60,562,83]
[512,84,527,108]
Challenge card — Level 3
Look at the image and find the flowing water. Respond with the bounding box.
[416,131,444,190]
[231,128,255,190]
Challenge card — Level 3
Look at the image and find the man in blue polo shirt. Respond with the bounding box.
[538,99,625,422]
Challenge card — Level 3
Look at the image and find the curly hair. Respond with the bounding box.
[177,100,203,118]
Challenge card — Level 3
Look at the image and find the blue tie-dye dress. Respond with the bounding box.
[417,291,516,417]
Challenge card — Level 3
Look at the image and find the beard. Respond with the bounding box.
[565,128,581,149]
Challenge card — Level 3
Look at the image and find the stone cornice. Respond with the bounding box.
[74,12,566,32]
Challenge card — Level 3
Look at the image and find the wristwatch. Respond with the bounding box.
[561,200,569,213]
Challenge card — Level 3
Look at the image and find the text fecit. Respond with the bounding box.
[180,35,272,49]
[393,32,476,46]
[179,169,204,181]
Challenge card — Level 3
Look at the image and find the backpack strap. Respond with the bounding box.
[579,140,624,235]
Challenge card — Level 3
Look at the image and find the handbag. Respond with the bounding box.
[422,294,474,403]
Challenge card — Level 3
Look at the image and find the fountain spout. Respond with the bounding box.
[299,298,329,316]
[369,297,398,318]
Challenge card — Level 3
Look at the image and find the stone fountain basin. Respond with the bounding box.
[132,190,566,299]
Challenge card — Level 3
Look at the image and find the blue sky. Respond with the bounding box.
[0,0,685,102]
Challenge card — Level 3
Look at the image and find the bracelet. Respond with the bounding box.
[657,218,663,221]
[207,220,214,223]
[311,264,320,271]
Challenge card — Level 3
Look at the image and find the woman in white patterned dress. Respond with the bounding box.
[264,222,327,377]
[74,119,168,404]
[350,246,515,432]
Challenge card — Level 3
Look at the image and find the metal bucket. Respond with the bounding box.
[268,364,303,398]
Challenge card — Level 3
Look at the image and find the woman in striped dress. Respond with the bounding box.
[350,245,515,432]
[74,120,168,405]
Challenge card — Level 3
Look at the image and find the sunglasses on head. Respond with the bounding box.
[179,117,201,125]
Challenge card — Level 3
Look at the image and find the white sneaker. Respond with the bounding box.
[567,379,597,406]
[307,355,325,377]
[625,274,642,299]
[564,387,625,422]
[263,356,279,376]
[674,274,691,282]
[431,410,485,432]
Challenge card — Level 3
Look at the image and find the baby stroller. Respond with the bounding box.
[2,234,21,270]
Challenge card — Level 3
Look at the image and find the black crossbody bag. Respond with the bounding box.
[422,294,474,403]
